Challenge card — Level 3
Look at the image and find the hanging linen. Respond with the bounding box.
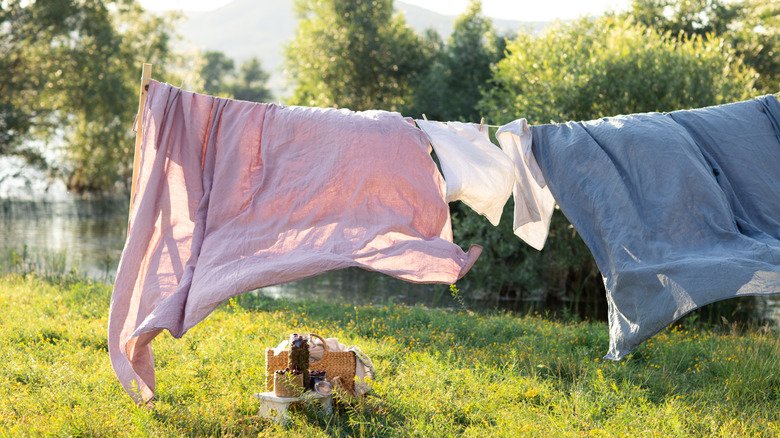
[415,120,514,226]
[109,80,482,403]
[496,119,556,250]
[527,95,780,360]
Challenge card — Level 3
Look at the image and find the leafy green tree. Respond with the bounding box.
[409,0,503,121]
[626,0,779,93]
[232,57,272,103]
[200,50,235,96]
[464,16,756,307]
[405,29,447,118]
[284,0,433,112]
[197,52,273,102]
[731,0,780,93]
[0,0,79,157]
[1,0,184,192]
[438,0,502,121]
[627,0,741,36]
[483,17,755,124]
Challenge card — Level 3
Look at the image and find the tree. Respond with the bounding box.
[443,1,502,122]
[409,0,504,121]
[284,0,433,112]
[731,0,780,93]
[197,52,273,102]
[232,57,272,103]
[200,50,235,96]
[625,0,779,93]
[464,16,756,307]
[482,16,755,124]
[0,0,79,157]
[1,0,185,193]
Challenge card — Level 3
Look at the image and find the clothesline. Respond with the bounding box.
[420,113,501,129]
[117,62,780,406]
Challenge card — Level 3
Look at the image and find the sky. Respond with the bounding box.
[139,0,632,22]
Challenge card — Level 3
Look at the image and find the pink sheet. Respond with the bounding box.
[109,81,481,403]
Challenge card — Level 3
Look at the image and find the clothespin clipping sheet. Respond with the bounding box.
[129,63,153,219]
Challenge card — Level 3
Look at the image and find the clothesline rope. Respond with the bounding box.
[420,113,500,128]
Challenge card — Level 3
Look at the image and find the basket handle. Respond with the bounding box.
[309,333,328,354]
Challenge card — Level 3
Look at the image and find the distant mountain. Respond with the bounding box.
[398,2,546,39]
[177,0,545,98]
[178,0,296,93]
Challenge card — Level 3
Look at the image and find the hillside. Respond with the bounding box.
[177,0,543,97]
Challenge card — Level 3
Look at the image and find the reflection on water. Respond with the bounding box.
[0,198,128,280]
[1,198,778,324]
[260,268,454,308]
[0,198,519,311]
[259,267,608,316]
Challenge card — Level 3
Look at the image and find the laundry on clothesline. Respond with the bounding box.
[108,80,482,403]
[529,95,780,360]
[496,119,556,251]
[415,117,556,250]
[415,119,514,227]
[112,69,780,404]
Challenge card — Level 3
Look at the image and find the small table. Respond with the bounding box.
[254,391,333,425]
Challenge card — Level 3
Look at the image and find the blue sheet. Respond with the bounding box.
[531,95,780,359]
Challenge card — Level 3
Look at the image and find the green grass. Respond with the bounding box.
[1,273,779,437]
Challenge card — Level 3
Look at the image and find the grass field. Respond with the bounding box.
[1,273,779,437]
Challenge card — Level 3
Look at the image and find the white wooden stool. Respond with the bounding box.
[254,391,333,425]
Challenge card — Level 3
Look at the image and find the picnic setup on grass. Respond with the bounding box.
[258,332,374,424]
[109,63,780,420]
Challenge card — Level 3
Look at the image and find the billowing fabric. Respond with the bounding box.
[109,80,481,403]
[415,120,514,226]
[530,95,780,360]
[496,119,556,250]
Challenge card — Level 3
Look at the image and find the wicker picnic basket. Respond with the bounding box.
[265,334,356,395]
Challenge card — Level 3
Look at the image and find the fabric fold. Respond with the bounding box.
[415,119,514,226]
[109,81,481,403]
[496,119,556,250]
[529,95,780,360]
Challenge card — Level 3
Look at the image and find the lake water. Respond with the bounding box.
[0,198,128,280]
[0,198,484,310]
[2,198,778,323]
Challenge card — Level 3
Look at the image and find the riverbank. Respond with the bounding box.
[1,273,778,437]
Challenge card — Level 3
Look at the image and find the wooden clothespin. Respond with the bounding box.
[422,113,428,121]
[129,63,153,219]
[479,117,485,132]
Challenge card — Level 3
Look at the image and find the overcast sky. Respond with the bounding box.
[139,0,632,22]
